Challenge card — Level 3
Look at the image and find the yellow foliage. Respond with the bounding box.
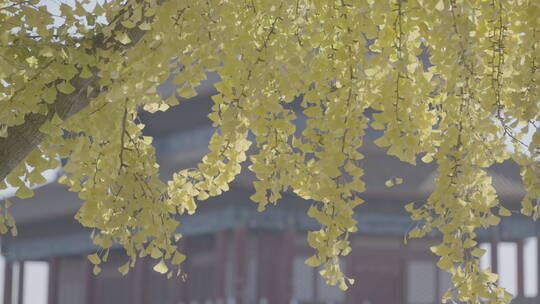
[1,0,539,302]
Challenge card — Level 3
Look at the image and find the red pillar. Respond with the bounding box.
[257,233,280,303]
[176,237,190,304]
[537,236,540,299]
[234,228,247,304]
[214,230,227,302]
[17,262,24,304]
[491,234,499,274]
[517,239,524,297]
[48,258,59,304]
[129,258,148,304]
[256,233,269,303]
[434,257,441,301]
[279,231,295,304]
[3,261,12,304]
[85,260,96,304]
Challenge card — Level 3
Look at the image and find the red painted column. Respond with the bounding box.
[4,261,12,304]
[256,234,264,302]
[214,230,227,302]
[313,259,319,302]
[17,262,24,304]
[256,234,268,303]
[398,255,405,304]
[280,231,295,304]
[517,239,524,297]
[234,228,247,304]
[491,235,499,274]
[258,233,280,303]
[176,237,190,304]
[537,236,540,299]
[47,258,60,304]
[129,257,148,304]
[434,257,441,301]
[85,260,96,304]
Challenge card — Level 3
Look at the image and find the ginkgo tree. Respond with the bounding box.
[0,0,539,302]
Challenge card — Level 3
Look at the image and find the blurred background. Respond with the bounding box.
[1,1,538,303]
[0,73,538,304]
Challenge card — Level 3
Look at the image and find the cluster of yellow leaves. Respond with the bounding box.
[0,0,539,302]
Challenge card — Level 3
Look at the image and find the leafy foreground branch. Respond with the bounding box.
[0,1,539,303]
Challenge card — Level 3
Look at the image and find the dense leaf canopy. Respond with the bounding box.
[0,0,539,302]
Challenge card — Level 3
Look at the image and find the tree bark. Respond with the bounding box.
[0,1,164,182]
[0,73,100,182]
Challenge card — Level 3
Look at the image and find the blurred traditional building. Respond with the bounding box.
[1,77,536,304]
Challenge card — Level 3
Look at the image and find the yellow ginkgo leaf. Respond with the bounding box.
[153,259,168,274]
[499,207,512,217]
[15,186,34,199]
[88,253,101,265]
[118,262,130,275]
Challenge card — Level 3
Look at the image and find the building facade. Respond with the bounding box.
[1,80,537,304]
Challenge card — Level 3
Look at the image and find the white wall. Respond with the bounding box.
[23,261,49,304]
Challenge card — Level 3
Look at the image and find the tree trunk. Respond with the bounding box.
[0,0,166,182]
